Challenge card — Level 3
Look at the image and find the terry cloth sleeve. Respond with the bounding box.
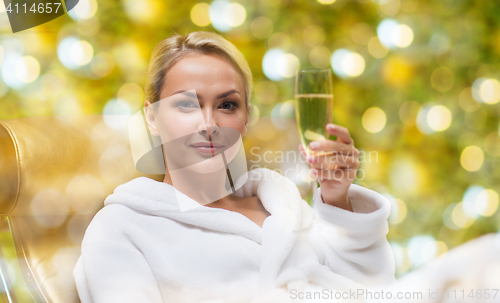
[73,204,163,303]
[309,183,396,287]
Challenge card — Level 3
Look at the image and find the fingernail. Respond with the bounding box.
[310,169,318,176]
[306,156,314,163]
[328,124,335,130]
[309,142,319,149]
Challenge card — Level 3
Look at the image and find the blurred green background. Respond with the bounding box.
[0,0,499,299]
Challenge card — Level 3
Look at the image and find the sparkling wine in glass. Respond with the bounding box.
[295,68,334,157]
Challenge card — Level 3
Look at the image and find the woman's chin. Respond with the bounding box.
[187,156,228,174]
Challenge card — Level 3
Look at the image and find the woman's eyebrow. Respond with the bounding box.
[169,90,240,100]
[170,90,197,99]
[216,90,240,99]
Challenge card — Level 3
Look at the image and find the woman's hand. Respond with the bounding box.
[299,123,360,212]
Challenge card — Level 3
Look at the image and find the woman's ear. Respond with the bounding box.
[144,100,160,136]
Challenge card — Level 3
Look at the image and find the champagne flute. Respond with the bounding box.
[295,68,334,157]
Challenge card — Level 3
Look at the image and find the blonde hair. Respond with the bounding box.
[145,31,252,108]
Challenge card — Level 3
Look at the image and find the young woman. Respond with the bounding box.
[73,31,395,303]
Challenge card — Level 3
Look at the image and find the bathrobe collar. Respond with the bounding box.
[104,168,315,288]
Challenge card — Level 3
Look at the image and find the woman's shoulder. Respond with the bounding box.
[85,203,139,236]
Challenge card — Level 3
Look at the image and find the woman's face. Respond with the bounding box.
[145,53,250,173]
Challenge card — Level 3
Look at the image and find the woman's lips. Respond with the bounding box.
[190,142,224,154]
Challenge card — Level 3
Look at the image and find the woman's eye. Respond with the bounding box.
[220,101,238,110]
[177,101,197,109]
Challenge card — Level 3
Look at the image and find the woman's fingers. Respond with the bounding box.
[301,141,358,182]
[326,123,354,145]
[300,124,359,187]
[308,140,359,157]
[307,155,359,170]
[310,167,357,182]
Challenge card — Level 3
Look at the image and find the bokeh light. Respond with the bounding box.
[249,103,260,126]
[254,80,278,104]
[122,0,158,24]
[99,144,131,183]
[91,53,115,78]
[276,53,299,78]
[309,46,331,68]
[389,156,423,196]
[268,32,291,51]
[303,25,325,47]
[0,80,9,98]
[435,241,448,257]
[69,0,98,20]
[367,37,389,58]
[271,101,295,129]
[472,78,500,104]
[209,0,231,32]
[460,145,484,172]
[66,175,105,214]
[460,185,500,219]
[58,37,94,69]
[377,19,413,49]
[465,108,486,130]
[77,17,100,37]
[484,132,500,157]
[14,56,40,84]
[262,48,285,81]
[117,83,144,109]
[388,196,408,224]
[462,185,484,219]
[250,16,273,39]
[416,103,448,135]
[426,105,452,132]
[443,203,459,230]
[362,107,386,133]
[377,19,398,49]
[41,71,66,99]
[2,53,24,89]
[390,242,411,274]
[392,24,413,48]
[399,101,421,126]
[2,37,23,56]
[378,0,400,16]
[429,33,450,55]
[102,98,132,130]
[351,23,373,45]
[331,49,365,78]
[382,56,412,85]
[453,202,475,228]
[57,37,78,70]
[431,67,454,92]
[459,87,481,112]
[30,189,70,229]
[70,41,94,66]
[407,235,436,268]
[222,3,246,27]
[475,189,499,217]
[191,3,211,27]
[53,94,82,116]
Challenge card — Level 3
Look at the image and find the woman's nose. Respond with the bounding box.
[198,111,219,135]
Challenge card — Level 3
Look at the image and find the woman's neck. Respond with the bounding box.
[163,167,232,207]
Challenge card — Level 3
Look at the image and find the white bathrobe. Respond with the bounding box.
[73,168,395,303]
